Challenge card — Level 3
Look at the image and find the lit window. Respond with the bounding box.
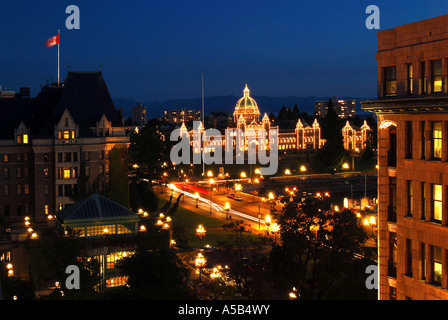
[432,122,442,160]
[63,168,71,179]
[16,135,22,144]
[432,60,442,93]
[433,184,442,222]
[433,246,442,284]
[44,204,49,215]
[63,130,70,139]
[384,66,397,97]
[23,134,28,144]
[71,130,76,139]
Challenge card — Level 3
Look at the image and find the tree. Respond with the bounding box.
[269,198,372,299]
[129,120,171,180]
[117,248,190,299]
[311,98,347,172]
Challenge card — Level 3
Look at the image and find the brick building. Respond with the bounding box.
[362,14,448,300]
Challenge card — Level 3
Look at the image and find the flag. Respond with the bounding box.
[45,34,59,47]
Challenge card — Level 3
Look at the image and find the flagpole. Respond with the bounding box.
[57,30,60,86]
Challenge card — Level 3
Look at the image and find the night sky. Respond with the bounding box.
[1,0,447,101]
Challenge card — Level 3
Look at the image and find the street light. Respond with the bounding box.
[299,165,307,173]
[208,178,215,213]
[196,224,206,247]
[224,202,230,220]
[284,169,291,175]
[195,253,206,281]
[194,192,199,207]
[271,222,280,243]
[265,215,271,235]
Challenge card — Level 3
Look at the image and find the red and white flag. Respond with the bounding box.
[45,34,59,47]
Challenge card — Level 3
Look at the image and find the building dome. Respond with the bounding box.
[235,85,259,110]
[234,85,260,123]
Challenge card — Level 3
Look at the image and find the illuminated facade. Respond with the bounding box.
[342,120,371,152]
[362,14,448,300]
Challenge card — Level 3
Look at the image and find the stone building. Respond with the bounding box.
[362,14,448,300]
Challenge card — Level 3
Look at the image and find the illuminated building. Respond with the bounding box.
[131,103,147,127]
[342,120,372,152]
[182,85,370,156]
[314,97,356,118]
[362,14,448,300]
[164,108,201,123]
[0,71,130,280]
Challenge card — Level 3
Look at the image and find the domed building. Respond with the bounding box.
[184,84,369,163]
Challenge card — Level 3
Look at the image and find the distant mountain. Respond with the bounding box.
[113,95,375,120]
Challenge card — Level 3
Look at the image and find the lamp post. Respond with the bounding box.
[194,192,199,208]
[258,197,265,229]
[265,215,271,235]
[271,222,279,243]
[196,224,206,247]
[224,202,230,220]
[209,178,215,214]
[195,253,206,282]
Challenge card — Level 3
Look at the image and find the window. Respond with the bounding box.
[16,135,22,144]
[406,239,413,277]
[407,180,413,217]
[84,152,90,161]
[433,184,442,222]
[421,182,426,221]
[405,121,413,158]
[24,184,29,195]
[3,168,9,179]
[24,167,28,178]
[432,60,442,93]
[16,184,22,196]
[420,121,426,159]
[63,130,70,139]
[407,63,413,95]
[384,66,397,97]
[23,134,28,144]
[3,154,9,163]
[44,204,49,215]
[63,168,71,179]
[16,168,22,179]
[58,185,63,196]
[421,61,427,95]
[421,243,426,280]
[388,232,397,278]
[4,185,9,197]
[71,130,76,139]
[43,168,49,178]
[58,130,62,139]
[432,121,442,160]
[85,165,90,177]
[433,246,442,285]
[64,152,72,162]
[4,206,9,217]
[44,184,49,196]
[73,152,78,162]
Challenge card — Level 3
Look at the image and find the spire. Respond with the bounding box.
[243,84,250,98]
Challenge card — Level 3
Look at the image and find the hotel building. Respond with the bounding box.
[362,14,448,300]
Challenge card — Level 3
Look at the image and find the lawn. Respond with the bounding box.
[168,204,234,248]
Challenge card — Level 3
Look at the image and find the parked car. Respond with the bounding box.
[234,194,243,201]
[227,193,235,199]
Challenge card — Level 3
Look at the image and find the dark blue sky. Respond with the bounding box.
[1,0,447,101]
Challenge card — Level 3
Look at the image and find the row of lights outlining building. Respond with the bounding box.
[362,13,448,300]
[0,71,131,282]
[179,85,371,154]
